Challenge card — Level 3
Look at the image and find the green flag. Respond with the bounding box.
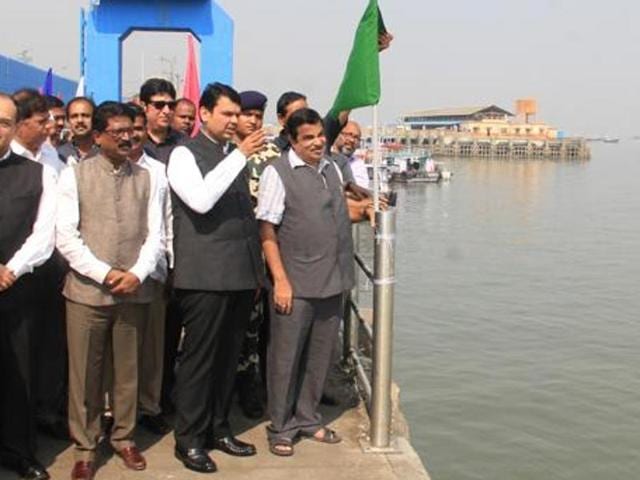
[330,0,382,117]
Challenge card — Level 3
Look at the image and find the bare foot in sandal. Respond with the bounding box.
[269,439,294,456]
[310,428,342,444]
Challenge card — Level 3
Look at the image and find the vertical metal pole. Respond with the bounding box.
[352,224,361,306]
[372,105,381,212]
[370,209,396,448]
[343,225,361,362]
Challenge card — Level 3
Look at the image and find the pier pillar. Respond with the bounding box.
[370,209,397,448]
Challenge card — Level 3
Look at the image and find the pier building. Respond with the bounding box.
[402,105,514,130]
[370,99,588,159]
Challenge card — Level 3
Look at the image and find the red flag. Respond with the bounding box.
[182,34,201,137]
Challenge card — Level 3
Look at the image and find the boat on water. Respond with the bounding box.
[602,136,620,144]
[385,153,452,184]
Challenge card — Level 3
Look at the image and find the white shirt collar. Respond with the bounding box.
[134,151,149,166]
[11,139,39,161]
[0,148,11,162]
[288,149,330,172]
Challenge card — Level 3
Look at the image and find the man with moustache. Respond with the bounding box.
[57,97,98,165]
[333,121,370,189]
[127,103,173,435]
[44,95,66,147]
[172,98,197,137]
[140,78,184,164]
[168,83,265,473]
[56,102,163,480]
[0,92,57,480]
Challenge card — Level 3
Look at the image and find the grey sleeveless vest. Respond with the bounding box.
[171,132,263,291]
[272,153,354,299]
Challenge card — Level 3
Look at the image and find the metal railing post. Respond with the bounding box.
[370,209,396,448]
[342,291,356,363]
[343,225,361,363]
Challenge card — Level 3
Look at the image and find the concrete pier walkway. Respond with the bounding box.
[0,402,429,480]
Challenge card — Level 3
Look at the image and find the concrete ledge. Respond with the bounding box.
[0,399,429,480]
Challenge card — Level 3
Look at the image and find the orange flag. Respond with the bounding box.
[182,34,201,137]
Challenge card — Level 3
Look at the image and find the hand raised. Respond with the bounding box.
[238,129,266,158]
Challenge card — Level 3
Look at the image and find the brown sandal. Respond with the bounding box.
[306,428,342,444]
[269,438,294,457]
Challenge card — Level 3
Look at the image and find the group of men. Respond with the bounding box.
[0,76,376,480]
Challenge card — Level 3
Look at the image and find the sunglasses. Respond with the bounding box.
[149,100,177,110]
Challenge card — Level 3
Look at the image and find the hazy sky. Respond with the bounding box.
[3,0,639,136]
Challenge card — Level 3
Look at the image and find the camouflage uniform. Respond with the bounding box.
[237,141,281,375]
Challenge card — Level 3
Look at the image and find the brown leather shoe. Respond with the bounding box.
[71,461,95,480]
[116,446,147,471]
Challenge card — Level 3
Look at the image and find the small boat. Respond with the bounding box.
[390,170,442,184]
[386,154,452,184]
[602,137,620,144]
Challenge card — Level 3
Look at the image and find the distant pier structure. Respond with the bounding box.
[367,100,590,160]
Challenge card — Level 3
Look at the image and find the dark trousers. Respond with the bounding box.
[173,289,253,450]
[34,253,68,424]
[266,294,342,442]
[0,302,37,464]
[161,291,182,414]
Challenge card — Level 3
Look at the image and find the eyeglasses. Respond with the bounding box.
[341,132,361,141]
[103,128,133,139]
[149,100,177,111]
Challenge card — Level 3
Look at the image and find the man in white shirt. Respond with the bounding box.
[127,103,173,435]
[11,89,66,178]
[337,121,370,189]
[0,93,56,480]
[11,89,70,440]
[168,83,265,473]
[57,97,98,165]
[44,95,67,148]
[56,102,163,480]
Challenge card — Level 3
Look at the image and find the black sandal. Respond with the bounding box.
[269,438,294,456]
[306,428,342,444]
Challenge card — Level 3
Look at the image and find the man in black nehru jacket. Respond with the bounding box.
[0,92,56,480]
[167,82,266,474]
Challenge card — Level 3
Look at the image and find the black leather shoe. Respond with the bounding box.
[211,436,257,457]
[139,414,171,435]
[19,461,50,480]
[174,447,216,473]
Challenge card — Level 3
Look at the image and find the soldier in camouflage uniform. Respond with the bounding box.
[232,91,280,419]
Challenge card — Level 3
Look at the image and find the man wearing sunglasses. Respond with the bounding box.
[140,78,185,164]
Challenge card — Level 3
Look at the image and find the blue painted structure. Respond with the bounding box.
[0,55,78,100]
[82,0,233,103]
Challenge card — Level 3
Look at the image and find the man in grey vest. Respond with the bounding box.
[56,102,163,480]
[167,83,265,474]
[257,108,372,456]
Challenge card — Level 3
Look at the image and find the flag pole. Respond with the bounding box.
[373,104,381,212]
